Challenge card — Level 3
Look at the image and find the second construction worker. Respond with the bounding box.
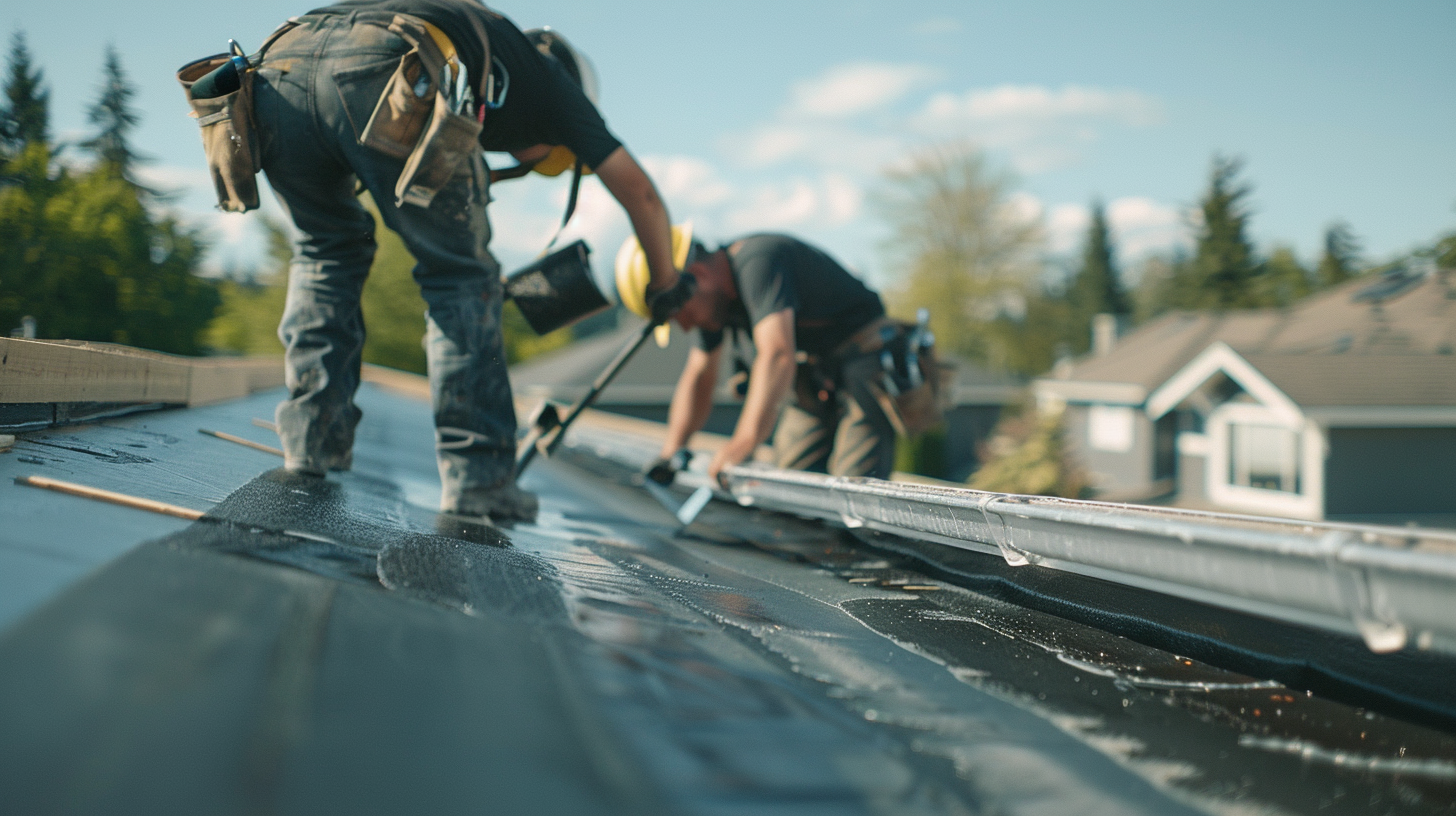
[618,228,936,487]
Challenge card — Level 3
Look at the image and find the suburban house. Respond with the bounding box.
[1035,263,1456,523]
[510,312,1021,480]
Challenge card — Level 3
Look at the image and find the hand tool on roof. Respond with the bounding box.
[514,318,656,478]
[643,480,715,532]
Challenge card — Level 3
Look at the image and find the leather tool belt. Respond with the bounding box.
[796,315,948,437]
[178,12,490,212]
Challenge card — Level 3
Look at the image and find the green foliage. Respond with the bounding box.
[1255,246,1312,307]
[0,46,218,352]
[985,290,1076,377]
[357,200,428,373]
[894,425,948,479]
[205,220,290,355]
[207,198,573,372]
[82,45,144,178]
[1068,200,1129,324]
[1188,156,1260,309]
[969,405,1087,498]
[875,142,1043,371]
[1316,221,1361,287]
[1,31,48,156]
[1437,231,1456,269]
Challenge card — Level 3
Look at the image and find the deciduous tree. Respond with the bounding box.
[875,142,1042,368]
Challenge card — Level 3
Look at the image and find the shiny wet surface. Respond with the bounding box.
[1,386,1453,814]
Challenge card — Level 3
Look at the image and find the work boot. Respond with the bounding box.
[448,483,539,523]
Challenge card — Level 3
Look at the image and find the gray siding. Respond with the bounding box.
[1064,404,1158,498]
[1325,427,1456,515]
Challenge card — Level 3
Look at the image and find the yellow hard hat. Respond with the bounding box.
[531,145,591,177]
[615,222,693,347]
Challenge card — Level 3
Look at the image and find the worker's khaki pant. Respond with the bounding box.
[773,355,897,480]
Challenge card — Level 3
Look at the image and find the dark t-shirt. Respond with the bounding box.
[698,234,884,357]
[308,0,622,167]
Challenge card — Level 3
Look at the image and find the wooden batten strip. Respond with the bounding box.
[14,475,206,521]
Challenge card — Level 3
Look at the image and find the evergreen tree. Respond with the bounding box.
[1316,221,1361,288]
[1190,156,1260,309]
[1065,199,1129,353]
[1258,246,1312,307]
[0,31,49,157]
[83,45,144,179]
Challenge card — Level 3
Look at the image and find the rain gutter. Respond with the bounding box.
[562,422,1456,658]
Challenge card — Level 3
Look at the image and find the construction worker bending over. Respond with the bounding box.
[620,229,922,488]
[250,1,691,522]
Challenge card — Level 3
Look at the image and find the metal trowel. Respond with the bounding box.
[644,481,714,531]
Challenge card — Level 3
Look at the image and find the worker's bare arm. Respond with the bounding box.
[660,345,722,459]
[595,147,678,292]
[710,308,796,480]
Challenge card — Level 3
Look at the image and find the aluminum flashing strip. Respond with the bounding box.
[712,464,1456,656]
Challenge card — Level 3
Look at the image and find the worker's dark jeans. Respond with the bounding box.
[252,16,516,505]
[774,355,897,480]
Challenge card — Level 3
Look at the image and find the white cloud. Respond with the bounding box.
[1106,196,1188,258]
[914,85,1164,173]
[728,180,820,232]
[641,155,735,209]
[728,121,909,170]
[1048,203,1091,254]
[135,163,211,192]
[786,62,937,119]
[925,85,1161,126]
[912,17,962,36]
[1042,197,1188,260]
[821,173,863,225]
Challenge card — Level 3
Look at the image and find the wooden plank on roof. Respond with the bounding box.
[0,338,283,406]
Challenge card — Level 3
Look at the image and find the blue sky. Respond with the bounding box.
[8,0,1454,288]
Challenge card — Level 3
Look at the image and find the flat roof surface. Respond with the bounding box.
[2,385,1454,814]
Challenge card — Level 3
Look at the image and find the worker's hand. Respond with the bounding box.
[645,449,691,486]
[707,437,755,487]
[646,273,697,325]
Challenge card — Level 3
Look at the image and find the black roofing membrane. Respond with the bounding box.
[0,384,1453,815]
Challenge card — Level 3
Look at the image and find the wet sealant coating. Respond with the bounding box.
[1,384,1453,815]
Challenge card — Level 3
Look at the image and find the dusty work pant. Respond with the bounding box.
[252,15,516,504]
[773,355,897,480]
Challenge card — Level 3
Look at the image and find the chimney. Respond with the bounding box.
[1092,313,1118,357]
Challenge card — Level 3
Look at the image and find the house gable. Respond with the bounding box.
[1145,342,1304,427]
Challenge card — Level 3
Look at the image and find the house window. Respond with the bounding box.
[1228,423,1301,493]
[1088,405,1135,453]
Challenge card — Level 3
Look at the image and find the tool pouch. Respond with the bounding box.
[853,321,949,438]
[359,15,484,209]
[885,349,947,437]
[395,91,482,208]
[359,48,435,159]
[177,55,261,213]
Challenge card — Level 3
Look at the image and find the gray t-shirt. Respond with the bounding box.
[698,234,883,357]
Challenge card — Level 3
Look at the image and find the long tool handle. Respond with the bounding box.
[15,475,205,520]
[514,321,657,478]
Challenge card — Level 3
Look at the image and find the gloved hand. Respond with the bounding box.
[645,449,692,486]
[645,273,697,325]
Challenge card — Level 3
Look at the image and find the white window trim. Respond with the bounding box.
[1146,342,1303,426]
[1206,403,1325,520]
